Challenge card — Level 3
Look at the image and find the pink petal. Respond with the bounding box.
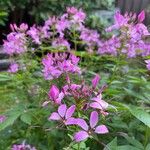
[48,112,61,120]
[58,104,67,118]
[90,111,98,128]
[65,105,76,119]
[95,125,109,134]
[65,117,77,125]
[99,100,108,109]
[138,10,145,22]
[92,74,100,88]
[90,102,103,110]
[48,85,59,100]
[91,94,102,102]
[74,130,89,142]
[76,118,88,131]
[55,92,64,104]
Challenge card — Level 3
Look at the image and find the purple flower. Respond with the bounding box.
[48,85,64,104]
[55,17,70,37]
[90,94,109,112]
[0,115,6,123]
[42,53,81,80]
[8,63,19,73]
[67,7,78,14]
[74,111,109,142]
[27,25,41,44]
[10,23,28,32]
[52,37,70,50]
[11,141,36,150]
[138,10,145,22]
[49,104,76,125]
[92,74,100,89]
[3,32,27,55]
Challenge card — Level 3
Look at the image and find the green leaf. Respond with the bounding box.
[0,73,12,82]
[117,145,141,150]
[20,112,32,125]
[146,144,150,150]
[104,137,117,150]
[127,105,150,128]
[121,135,144,149]
[0,110,22,131]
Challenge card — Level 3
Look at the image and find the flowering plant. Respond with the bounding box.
[0,7,150,150]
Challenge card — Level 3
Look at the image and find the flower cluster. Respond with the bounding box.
[3,24,28,55]
[42,53,81,80]
[11,141,36,150]
[101,11,150,58]
[8,63,19,73]
[46,73,109,142]
[3,8,150,72]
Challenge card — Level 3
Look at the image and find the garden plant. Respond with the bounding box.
[0,7,150,150]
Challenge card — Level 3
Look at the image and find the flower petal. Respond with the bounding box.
[90,111,98,128]
[65,117,77,125]
[74,131,89,142]
[92,74,100,88]
[48,112,61,120]
[90,102,102,110]
[58,104,67,118]
[65,105,76,119]
[91,94,102,102]
[48,85,59,100]
[55,92,64,104]
[99,100,108,109]
[138,10,145,22]
[95,125,109,134]
[76,118,88,131]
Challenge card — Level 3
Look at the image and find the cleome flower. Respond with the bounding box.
[11,141,36,150]
[48,104,76,125]
[42,53,81,80]
[8,63,19,73]
[74,111,109,142]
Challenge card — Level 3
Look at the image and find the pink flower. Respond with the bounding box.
[8,63,19,73]
[67,7,78,14]
[90,94,108,110]
[11,141,36,150]
[48,85,64,104]
[48,104,76,125]
[74,111,108,142]
[3,32,27,55]
[92,74,100,89]
[27,25,41,44]
[42,53,81,80]
[0,115,6,123]
[52,37,70,50]
[138,10,145,22]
